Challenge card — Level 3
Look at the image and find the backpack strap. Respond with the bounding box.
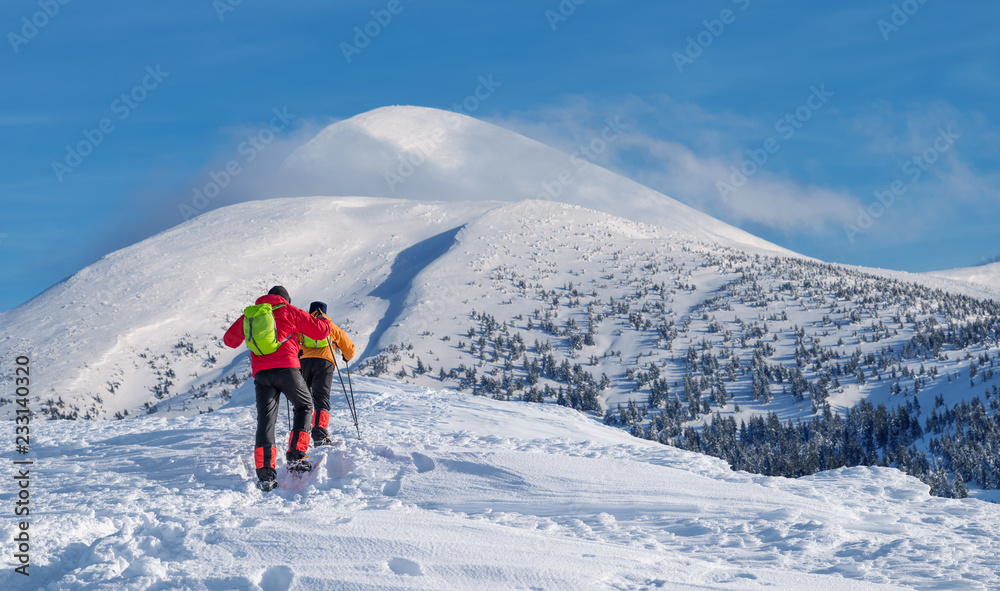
[271,303,292,349]
[247,316,263,355]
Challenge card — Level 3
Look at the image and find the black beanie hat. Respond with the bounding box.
[309,301,328,315]
[268,285,290,303]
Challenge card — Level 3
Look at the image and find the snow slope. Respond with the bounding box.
[0,197,498,419]
[927,262,1000,295]
[280,106,791,255]
[0,193,796,421]
[0,195,996,426]
[4,377,997,590]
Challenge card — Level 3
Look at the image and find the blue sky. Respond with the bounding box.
[2,0,998,313]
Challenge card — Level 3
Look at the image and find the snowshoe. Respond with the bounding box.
[314,436,336,447]
[256,479,278,492]
[287,458,312,474]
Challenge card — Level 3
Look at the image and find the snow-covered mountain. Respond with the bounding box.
[3,105,1000,588]
[4,194,993,425]
[280,106,790,255]
[1,107,998,487]
[3,106,994,423]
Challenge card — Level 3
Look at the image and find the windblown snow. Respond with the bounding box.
[3,377,999,590]
[927,261,1000,295]
[280,106,790,255]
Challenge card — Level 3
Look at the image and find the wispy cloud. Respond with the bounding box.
[847,101,1000,239]
[491,95,1000,243]
[491,96,862,235]
[619,135,860,232]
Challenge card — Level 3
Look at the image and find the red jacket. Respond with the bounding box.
[224,294,331,376]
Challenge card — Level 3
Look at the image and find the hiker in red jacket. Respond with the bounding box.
[224,286,331,491]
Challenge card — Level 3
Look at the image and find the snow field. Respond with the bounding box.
[927,262,1000,294]
[3,377,998,590]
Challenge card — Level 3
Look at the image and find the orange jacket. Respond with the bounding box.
[299,313,355,364]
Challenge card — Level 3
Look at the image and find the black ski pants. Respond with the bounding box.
[253,368,313,481]
[301,357,335,440]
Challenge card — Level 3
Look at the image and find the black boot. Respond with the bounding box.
[287,457,312,473]
[256,479,278,492]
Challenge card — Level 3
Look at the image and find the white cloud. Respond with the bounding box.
[621,135,861,232]
[492,95,1000,245]
[491,96,863,235]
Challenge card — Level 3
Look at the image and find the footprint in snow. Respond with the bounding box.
[383,467,407,497]
[411,452,436,473]
[373,445,396,459]
[258,565,294,591]
[382,479,402,497]
[388,557,423,576]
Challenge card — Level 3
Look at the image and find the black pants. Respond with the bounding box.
[301,358,335,440]
[253,368,313,481]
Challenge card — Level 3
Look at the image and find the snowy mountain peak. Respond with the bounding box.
[281,106,792,254]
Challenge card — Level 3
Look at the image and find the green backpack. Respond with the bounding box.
[300,313,330,349]
[300,334,330,349]
[243,303,291,356]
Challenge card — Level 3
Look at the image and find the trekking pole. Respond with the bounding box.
[332,352,361,440]
[345,362,359,435]
[328,341,360,438]
[285,397,292,431]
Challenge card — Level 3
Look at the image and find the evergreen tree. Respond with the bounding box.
[953,472,969,499]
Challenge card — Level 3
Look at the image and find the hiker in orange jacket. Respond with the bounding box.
[299,301,355,446]
[223,286,330,490]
